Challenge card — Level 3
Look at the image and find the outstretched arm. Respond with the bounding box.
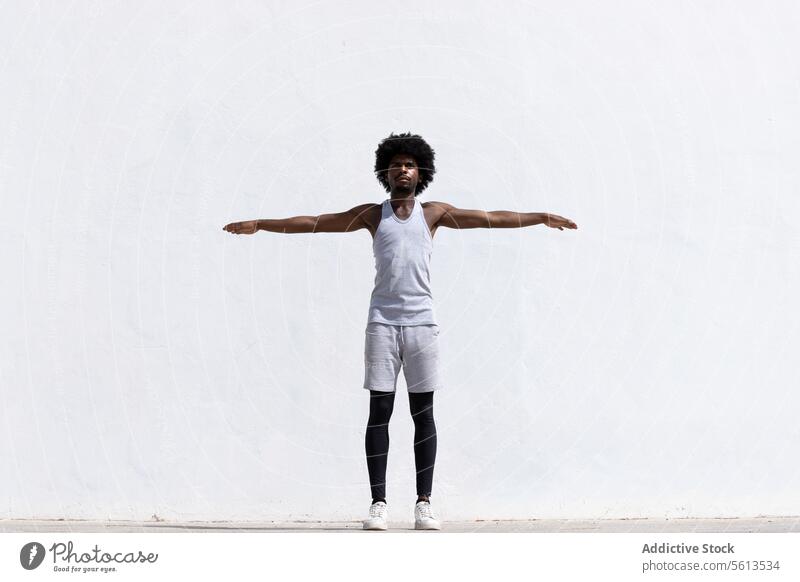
[223,203,375,235]
[430,201,577,231]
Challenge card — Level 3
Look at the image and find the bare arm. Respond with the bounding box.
[430,201,577,231]
[223,203,376,235]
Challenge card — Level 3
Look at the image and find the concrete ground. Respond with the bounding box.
[2,517,798,533]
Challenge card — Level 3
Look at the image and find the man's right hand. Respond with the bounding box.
[223,220,259,235]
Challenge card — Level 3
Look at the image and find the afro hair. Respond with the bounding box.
[374,132,436,195]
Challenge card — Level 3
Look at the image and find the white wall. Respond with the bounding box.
[1,0,798,521]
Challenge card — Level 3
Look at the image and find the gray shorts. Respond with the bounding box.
[363,323,443,393]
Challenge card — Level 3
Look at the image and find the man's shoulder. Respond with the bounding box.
[422,200,454,217]
[422,200,454,209]
[352,202,382,228]
[351,202,381,212]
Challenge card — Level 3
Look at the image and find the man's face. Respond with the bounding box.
[387,154,419,194]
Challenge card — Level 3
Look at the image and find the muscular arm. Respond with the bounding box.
[429,201,577,231]
[223,203,376,235]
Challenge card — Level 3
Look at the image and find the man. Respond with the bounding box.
[223,132,577,531]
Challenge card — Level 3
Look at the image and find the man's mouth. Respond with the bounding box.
[397,176,410,182]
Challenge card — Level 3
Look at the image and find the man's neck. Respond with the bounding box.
[389,191,415,201]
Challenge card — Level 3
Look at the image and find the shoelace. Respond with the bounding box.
[369,504,387,518]
[417,502,435,519]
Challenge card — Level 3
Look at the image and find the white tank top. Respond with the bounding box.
[367,198,437,326]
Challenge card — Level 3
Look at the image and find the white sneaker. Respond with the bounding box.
[362,501,388,530]
[414,501,441,530]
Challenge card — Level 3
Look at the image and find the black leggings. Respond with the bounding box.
[365,390,437,502]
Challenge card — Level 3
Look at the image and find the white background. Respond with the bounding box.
[1,0,798,521]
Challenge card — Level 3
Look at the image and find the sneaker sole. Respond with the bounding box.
[414,521,441,531]
[363,522,388,531]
